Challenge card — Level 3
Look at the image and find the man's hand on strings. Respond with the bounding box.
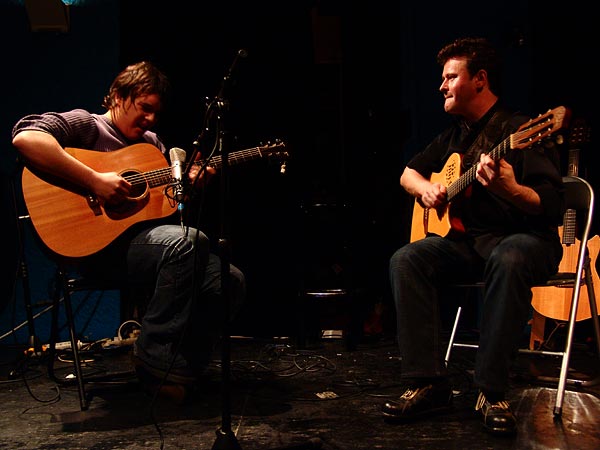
[188,160,217,189]
[420,182,447,208]
[476,153,517,195]
[93,171,132,206]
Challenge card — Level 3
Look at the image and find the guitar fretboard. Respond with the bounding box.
[445,106,566,202]
[198,146,272,169]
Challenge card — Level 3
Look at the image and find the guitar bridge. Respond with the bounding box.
[86,194,103,216]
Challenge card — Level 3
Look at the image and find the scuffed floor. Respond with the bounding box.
[0,336,599,450]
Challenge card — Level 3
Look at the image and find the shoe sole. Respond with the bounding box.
[132,355,198,385]
[138,376,192,405]
[483,424,517,436]
[382,404,453,422]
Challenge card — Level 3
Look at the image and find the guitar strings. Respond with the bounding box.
[121,144,285,186]
[446,115,558,201]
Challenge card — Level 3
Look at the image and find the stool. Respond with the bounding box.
[298,288,361,350]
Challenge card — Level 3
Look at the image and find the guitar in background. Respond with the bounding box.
[530,119,597,349]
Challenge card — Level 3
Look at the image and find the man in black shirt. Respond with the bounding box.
[382,37,565,435]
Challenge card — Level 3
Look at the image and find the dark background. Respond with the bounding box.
[0,0,596,343]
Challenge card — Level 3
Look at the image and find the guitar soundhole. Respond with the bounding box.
[103,169,149,219]
[445,161,458,185]
[122,169,149,199]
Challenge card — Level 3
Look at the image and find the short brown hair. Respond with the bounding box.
[437,37,502,96]
[102,61,171,110]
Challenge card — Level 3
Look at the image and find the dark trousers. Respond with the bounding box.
[389,233,561,394]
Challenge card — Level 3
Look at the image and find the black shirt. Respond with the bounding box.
[407,102,565,258]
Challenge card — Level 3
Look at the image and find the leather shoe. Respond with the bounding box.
[475,391,517,435]
[136,371,193,405]
[382,382,453,421]
[132,354,199,405]
[132,354,200,384]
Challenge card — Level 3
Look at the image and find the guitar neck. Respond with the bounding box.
[560,136,581,246]
[203,146,272,169]
[446,134,512,201]
[127,144,287,188]
[567,148,580,177]
[562,209,576,245]
[444,106,567,202]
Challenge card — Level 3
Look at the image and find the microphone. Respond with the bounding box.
[169,147,187,203]
[218,49,248,98]
[227,48,248,77]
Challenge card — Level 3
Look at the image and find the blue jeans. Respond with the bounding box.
[82,224,245,373]
[389,233,561,394]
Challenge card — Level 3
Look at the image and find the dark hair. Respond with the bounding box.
[436,37,502,96]
[102,61,171,110]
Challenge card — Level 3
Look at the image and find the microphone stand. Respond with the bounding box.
[198,49,322,450]
[210,51,242,450]
[211,114,240,450]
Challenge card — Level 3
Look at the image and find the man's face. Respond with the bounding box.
[113,93,162,141]
[439,57,479,117]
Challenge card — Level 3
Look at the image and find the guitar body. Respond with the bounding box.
[22,144,176,258]
[530,225,600,322]
[410,152,465,242]
[22,141,289,258]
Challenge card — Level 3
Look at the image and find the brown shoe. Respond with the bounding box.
[132,354,197,405]
[136,370,192,405]
[131,354,199,385]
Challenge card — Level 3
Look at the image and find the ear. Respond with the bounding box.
[474,69,488,92]
[473,69,488,88]
[113,93,125,106]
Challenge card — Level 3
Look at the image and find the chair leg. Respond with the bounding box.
[554,298,578,417]
[554,258,600,416]
[529,310,546,350]
[445,306,462,366]
[446,254,600,417]
[57,268,89,411]
[47,273,61,382]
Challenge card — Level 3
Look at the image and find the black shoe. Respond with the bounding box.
[137,373,193,405]
[132,354,198,405]
[475,392,517,436]
[132,354,200,385]
[382,382,453,421]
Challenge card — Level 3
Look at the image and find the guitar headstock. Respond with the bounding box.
[568,117,592,149]
[258,140,289,159]
[257,139,290,161]
[259,140,289,174]
[512,106,571,150]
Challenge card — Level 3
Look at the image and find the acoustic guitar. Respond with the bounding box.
[410,106,569,242]
[531,121,598,323]
[22,141,288,258]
